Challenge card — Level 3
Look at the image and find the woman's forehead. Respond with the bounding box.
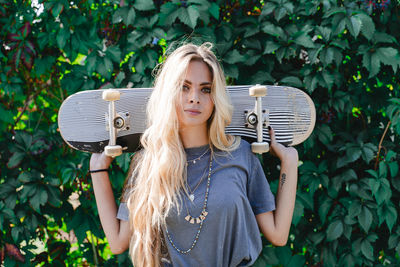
[183,60,212,83]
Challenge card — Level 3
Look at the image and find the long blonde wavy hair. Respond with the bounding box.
[125,42,239,266]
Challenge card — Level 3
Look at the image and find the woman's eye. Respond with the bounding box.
[202,87,211,94]
[182,85,189,91]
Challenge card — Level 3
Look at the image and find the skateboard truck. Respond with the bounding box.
[248,84,269,154]
[102,89,123,157]
[105,112,131,132]
[244,109,269,129]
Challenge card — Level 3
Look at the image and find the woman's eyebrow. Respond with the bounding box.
[183,80,212,86]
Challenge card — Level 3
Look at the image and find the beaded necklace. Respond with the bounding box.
[165,152,213,254]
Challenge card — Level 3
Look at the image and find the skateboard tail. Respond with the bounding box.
[66,133,142,153]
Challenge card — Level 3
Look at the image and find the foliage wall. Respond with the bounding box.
[1,0,400,265]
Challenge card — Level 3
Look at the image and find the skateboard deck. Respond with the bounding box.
[58,85,315,154]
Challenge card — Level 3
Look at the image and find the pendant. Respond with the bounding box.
[189,194,195,201]
[185,210,208,224]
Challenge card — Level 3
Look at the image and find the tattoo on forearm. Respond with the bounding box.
[280,173,286,189]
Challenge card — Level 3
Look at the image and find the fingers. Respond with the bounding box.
[268,126,284,157]
[268,126,276,144]
[268,126,276,156]
[90,152,113,170]
[267,126,298,161]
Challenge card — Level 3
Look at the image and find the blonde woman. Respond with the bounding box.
[89,43,299,266]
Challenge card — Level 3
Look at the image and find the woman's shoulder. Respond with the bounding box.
[233,139,261,166]
[234,138,252,154]
[212,138,260,174]
[214,138,253,160]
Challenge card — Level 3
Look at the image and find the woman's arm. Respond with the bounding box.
[255,127,299,246]
[90,153,131,254]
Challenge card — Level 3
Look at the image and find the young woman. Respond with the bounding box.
[89,43,298,266]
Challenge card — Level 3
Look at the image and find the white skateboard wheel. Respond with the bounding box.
[249,85,267,97]
[104,145,123,157]
[251,142,269,154]
[102,90,120,101]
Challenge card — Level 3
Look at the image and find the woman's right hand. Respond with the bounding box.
[90,152,114,170]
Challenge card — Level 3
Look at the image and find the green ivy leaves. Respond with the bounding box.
[112,6,136,25]
[158,0,218,29]
[359,46,400,78]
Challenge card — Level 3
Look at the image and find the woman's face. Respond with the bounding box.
[176,59,215,131]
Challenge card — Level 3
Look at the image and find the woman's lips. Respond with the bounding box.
[185,109,201,115]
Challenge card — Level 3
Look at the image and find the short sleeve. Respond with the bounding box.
[116,202,129,221]
[247,153,276,215]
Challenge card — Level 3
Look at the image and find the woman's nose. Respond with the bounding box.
[189,89,200,104]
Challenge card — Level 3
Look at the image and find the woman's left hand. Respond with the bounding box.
[268,126,298,162]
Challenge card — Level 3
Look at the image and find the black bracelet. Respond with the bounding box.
[89,169,109,174]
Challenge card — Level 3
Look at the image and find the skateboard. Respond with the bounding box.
[58,85,316,156]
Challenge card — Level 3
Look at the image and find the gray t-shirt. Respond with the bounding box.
[117,139,275,266]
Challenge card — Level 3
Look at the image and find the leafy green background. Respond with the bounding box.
[1,0,400,266]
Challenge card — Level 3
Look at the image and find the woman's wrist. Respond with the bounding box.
[89,162,110,170]
[279,149,299,164]
[89,168,109,173]
[90,164,110,172]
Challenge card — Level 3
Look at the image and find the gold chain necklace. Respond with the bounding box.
[186,167,207,202]
[186,147,210,165]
